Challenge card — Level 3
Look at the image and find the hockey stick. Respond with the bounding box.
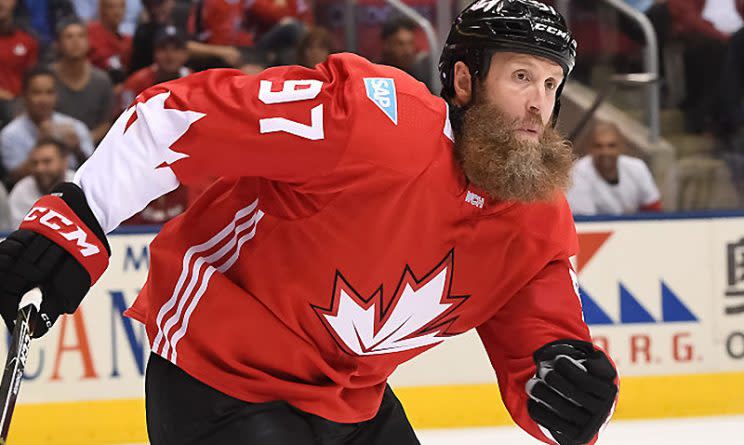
[0,289,44,444]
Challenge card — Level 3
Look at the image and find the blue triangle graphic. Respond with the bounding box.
[620,283,656,323]
[661,281,698,322]
[578,286,614,325]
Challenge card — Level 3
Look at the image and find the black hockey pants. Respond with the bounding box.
[145,352,421,445]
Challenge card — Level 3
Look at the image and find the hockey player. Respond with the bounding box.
[0,0,618,444]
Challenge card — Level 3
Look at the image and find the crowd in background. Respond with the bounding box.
[562,0,744,216]
[0,0,743,230]
[0,0,442,232]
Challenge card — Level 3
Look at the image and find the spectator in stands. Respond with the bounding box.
[188,0,253,48]
[0,0,38,100]
[380,18,415,72]
[131,0,242,74]
[0,67,92,185]
[187,0,264,69]
[379,17,433,91]
[0,0,38,128]
[567,121,662,215]
[119,26,190,111]
[190,0,312,67]
[73,0,141,36]
[87,0,132,86]
[666,0,741,133]
[129,0,176,74]
[13,0,75,46]
[297,26,333,68]
[244,0,310,66]
[52,18,115,145]
[8,137,73,226]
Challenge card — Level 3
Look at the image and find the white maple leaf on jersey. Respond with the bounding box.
[315,254,467,356]
[74,91,205,231]
[120,91,205,167]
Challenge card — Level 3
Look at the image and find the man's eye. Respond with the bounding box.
[515,71,529,81]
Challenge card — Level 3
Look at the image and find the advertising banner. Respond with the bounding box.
[4,216,744,443]
[8,233,152,404]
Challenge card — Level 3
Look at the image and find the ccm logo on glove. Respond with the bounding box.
[19,195,108,284]
[23,207,100,257]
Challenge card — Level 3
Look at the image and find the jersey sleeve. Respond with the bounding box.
[476,257,598,444]
[74,56,354,233]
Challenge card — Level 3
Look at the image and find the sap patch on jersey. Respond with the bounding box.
[363,78,398,125]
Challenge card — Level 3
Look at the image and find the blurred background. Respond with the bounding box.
[0,0,743,444]
[2,0,744,220]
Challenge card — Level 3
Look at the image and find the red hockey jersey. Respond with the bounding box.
[75,53,596,444]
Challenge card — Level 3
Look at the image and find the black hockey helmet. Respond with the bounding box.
[439,0,577,113]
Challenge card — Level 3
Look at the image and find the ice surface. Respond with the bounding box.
[117,415,744,444]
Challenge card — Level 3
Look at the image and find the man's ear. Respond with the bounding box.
[452,61,473,107]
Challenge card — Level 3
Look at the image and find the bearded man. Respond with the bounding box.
[0,1,618,444]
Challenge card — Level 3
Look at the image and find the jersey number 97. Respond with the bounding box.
[258,80,325,141]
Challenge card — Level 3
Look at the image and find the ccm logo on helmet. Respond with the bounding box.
[534,23,569,40]
[23,207,101,257]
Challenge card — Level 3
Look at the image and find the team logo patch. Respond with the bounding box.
[313,251,468,356]
[364,78,398,125]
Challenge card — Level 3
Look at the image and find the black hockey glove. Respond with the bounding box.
[0,183,110,337]
[526,340,618,445]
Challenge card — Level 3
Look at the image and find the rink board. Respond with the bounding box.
[3,213,744,444]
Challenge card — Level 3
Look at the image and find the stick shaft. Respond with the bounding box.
[0,301,38,442]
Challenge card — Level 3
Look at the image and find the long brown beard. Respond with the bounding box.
[453,102,575,203]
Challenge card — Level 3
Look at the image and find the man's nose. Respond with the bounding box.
[526,85,548,115]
